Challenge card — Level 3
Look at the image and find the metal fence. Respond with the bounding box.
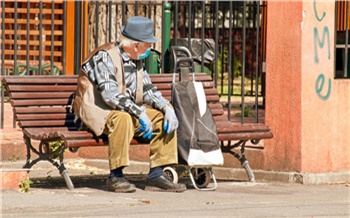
[72,0,268,125]
[1,1,68,128]
[168,1,267,123]
[1,0,267,128]
[1,1,67,76]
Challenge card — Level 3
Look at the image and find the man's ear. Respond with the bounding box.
[133,42,140,52]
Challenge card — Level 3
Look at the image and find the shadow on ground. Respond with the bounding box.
[29,173,242,192]
[30,174,147,191]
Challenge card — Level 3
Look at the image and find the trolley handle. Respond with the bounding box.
[171,46,195,83]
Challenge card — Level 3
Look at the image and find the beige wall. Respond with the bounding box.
[301,1,350,173]
[265,1,350,173]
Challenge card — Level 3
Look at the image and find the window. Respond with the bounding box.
[335,1,350,78]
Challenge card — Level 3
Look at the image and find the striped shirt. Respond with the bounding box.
[81,44,169,118]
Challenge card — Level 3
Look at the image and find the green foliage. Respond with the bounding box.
[15,63,60,75]
[19,178,33,193]
[235,106,250,117]
[90,171,98,175]
[244,106,250,117]
[48,140,64,159]
[8,154,20,162]
[216,47,242,78]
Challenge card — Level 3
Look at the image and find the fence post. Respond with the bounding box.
[162,2,171,73]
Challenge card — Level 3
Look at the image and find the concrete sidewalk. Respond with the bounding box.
[1,159,350,217]
[2,100,350,186]
[1,101,350,217]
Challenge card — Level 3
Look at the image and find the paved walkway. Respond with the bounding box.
[1,101,350,217]
[1,159,349,218]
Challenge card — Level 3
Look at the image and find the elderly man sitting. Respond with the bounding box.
[73,16,186,193]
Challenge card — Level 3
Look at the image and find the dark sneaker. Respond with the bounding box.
[144,175,186,192]
[106,177,136,193]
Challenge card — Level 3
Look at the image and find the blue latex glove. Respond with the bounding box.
[163,106,179,134]
[139,112,153,139]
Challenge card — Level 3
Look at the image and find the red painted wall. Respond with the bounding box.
[265,1,303,172]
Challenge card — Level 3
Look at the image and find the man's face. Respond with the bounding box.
[134,42,152,60]
[136,42,152,53]
[122,41,153,60]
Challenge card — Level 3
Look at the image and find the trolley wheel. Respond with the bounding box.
[191,168,211,188]
[163,166,178,184]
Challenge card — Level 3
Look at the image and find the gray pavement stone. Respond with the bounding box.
[1,159,350,217]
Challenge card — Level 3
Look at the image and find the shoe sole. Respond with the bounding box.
[144,186,186,193]
[107,184,137,193]
[107,187,136,193]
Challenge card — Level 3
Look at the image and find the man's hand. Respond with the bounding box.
[163,106,178,134]
[139,112,153,139]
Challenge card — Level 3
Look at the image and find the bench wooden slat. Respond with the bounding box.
[155,81,215,90]
[55,131,97,139]
[7,85,77,92]
[16,113,74,121]
[64,138,108,147]
[149,73,213,83]
[23,127,78,140]
[209,108,224,116]
[161,95,220,103]
[65,138,143,148]
[19,120,75,128]
[216,123,271,133]
[157,88,219,98]
[12,99,72,107]
[218,132,273,141]
[15,107,70,114]
[10,92,74,99]
[3,76,78,84]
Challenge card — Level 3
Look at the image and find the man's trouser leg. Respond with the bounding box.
[104,111,134,170]
[105,108,178,170]
[141,108,178,168]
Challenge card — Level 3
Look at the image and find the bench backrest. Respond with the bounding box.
[2,73,224,130]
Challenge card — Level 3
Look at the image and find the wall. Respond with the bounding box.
[265,1,350,173]
[301,1,350,173]
[265,1,303,172]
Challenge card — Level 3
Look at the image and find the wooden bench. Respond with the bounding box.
[2,74,273,190]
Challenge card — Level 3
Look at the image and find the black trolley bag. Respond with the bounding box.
[167,46,224,190]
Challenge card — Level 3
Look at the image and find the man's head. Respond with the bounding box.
[121,16,157,43]
[119,16,156,60]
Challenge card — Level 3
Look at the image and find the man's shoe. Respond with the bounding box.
[106,177,136,193]
[144,175,186,192]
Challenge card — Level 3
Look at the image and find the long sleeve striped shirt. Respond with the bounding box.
[81,44,169,118]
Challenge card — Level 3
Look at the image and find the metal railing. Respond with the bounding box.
[1,1,68,128]
[0,1,67,76]
[85,0,267,125]
[1,0,266,128]
[168,1,267,124]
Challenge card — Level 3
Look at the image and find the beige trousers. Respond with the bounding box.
[104,108,178,170]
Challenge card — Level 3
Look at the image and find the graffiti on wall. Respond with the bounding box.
[313,0,332,100]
